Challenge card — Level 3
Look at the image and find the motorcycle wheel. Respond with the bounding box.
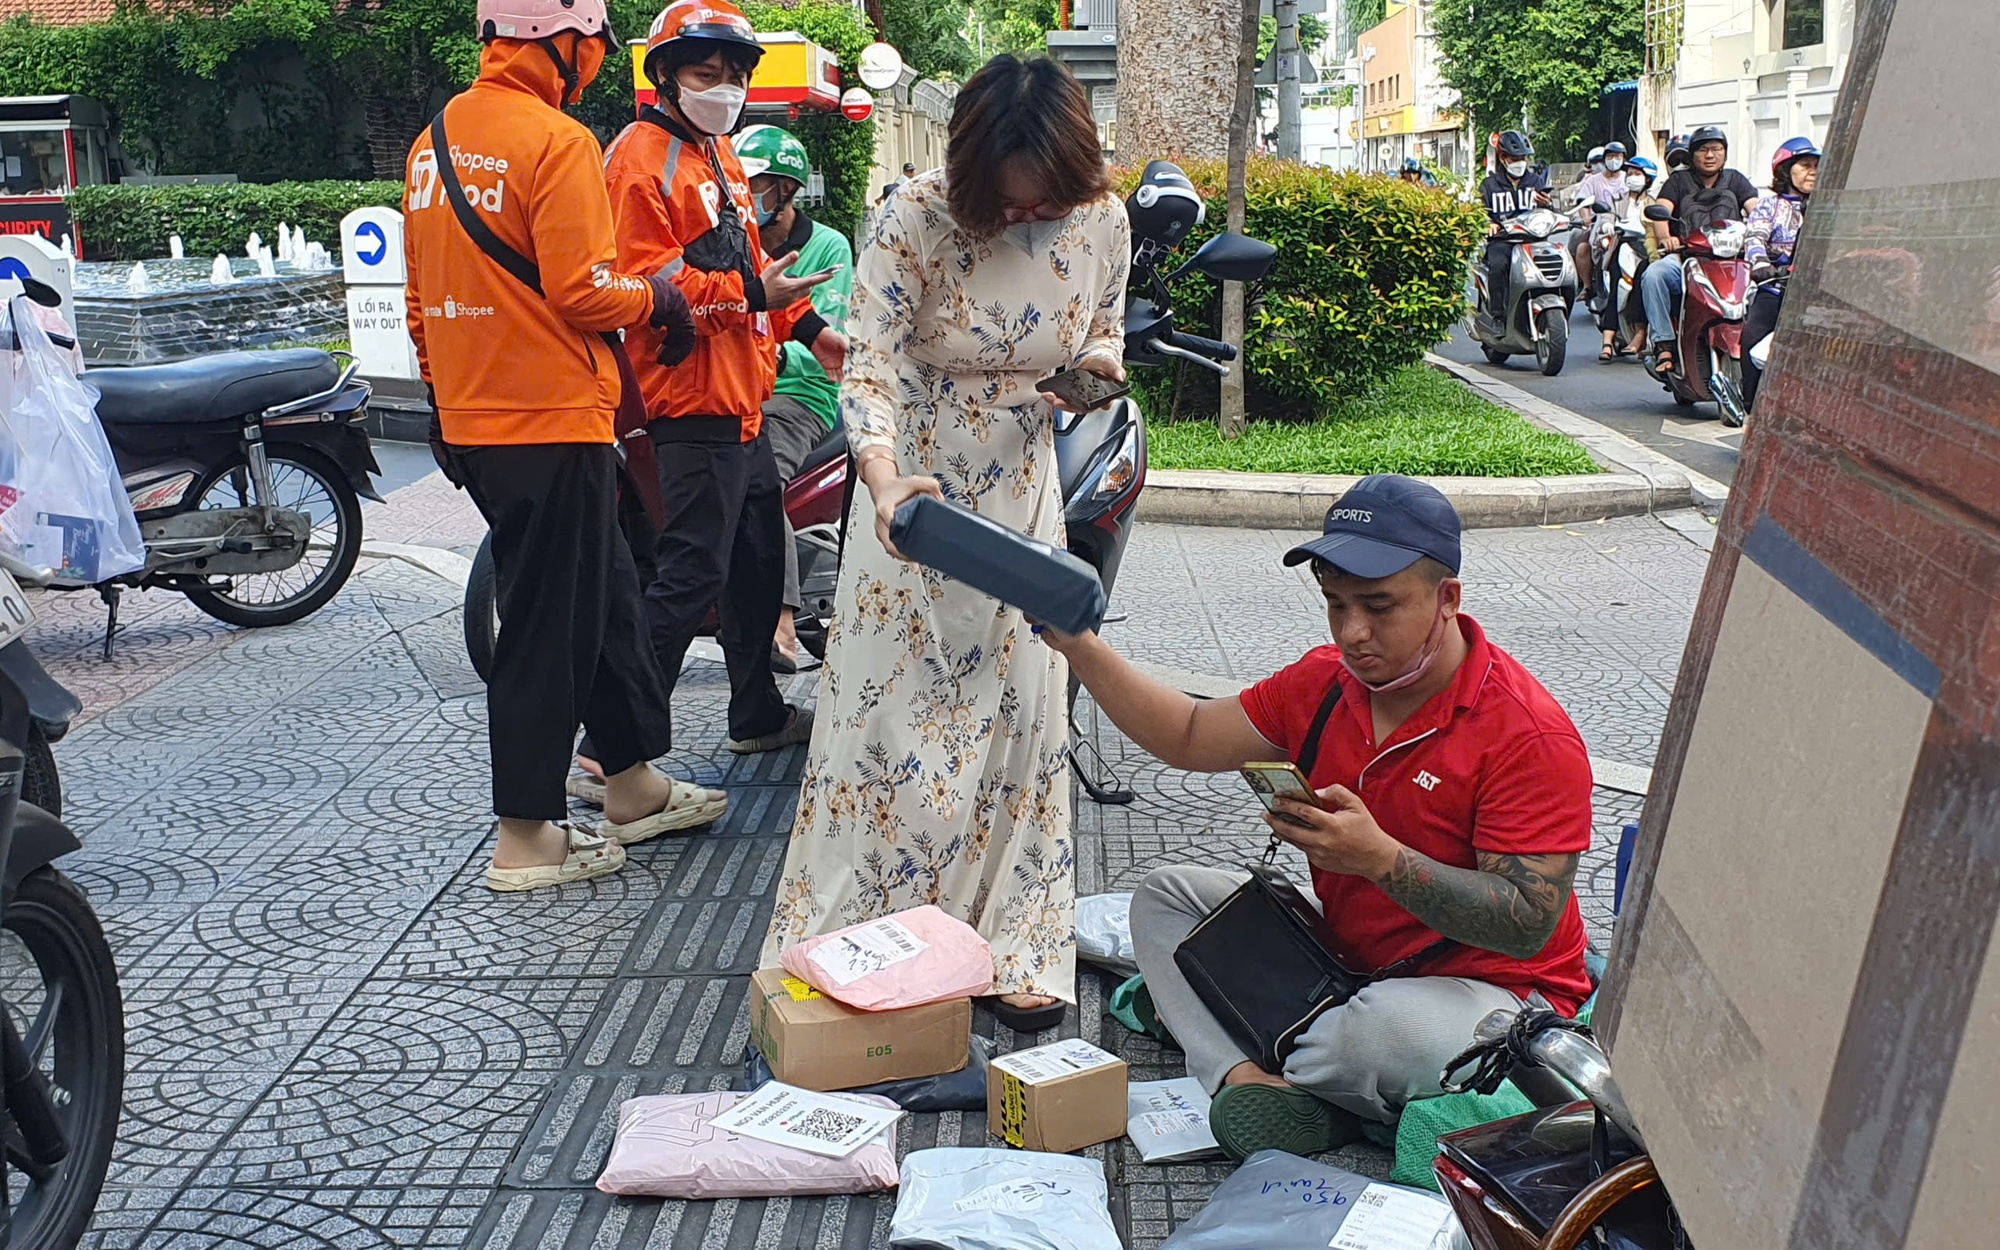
[23,727,59,819]
[1481,346,1509,364]
[0,867,124,1250]
[1535,311,1568,376]
[464,532,498,684]
[1713,351,1749,428]
[180,447,363,629]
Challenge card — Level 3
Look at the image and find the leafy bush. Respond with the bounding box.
[69,182,403,262]
[1149,364,1598,477]
[1114,157,1486,419]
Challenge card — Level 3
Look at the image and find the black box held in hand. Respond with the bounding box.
[889,495,1108,637]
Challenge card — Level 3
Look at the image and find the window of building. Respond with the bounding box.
[1782,0,1823,48]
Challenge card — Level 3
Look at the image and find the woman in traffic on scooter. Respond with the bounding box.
[1741,137,1819,407]
[1596,157,1660,361]
[757,54,1129,1034]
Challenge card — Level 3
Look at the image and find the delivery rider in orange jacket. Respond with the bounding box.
[403,0,731,893]
[601,0,846,758]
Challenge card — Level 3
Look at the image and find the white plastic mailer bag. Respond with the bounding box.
[1075,892,1138,976]
[1159,1150,1464,1250]
[889,1147,1123,1250]
[0,296,144,584]
[1126,1078,1221,1163]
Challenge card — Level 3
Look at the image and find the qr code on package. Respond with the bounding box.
[792,1106,868,1144]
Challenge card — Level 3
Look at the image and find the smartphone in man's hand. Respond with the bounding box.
[1241,761,1323,828]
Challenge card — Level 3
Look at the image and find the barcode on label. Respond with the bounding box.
[790,1106,868,1144]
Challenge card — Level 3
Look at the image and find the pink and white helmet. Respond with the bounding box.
[477,0,615,44]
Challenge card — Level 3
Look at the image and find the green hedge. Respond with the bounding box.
[69,182,403,262]
[1115,157,1486,417]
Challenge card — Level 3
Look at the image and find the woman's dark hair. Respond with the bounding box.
[946,55,1110,239]
[653,38,761,89]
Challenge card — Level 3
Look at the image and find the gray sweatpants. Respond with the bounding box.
[763,395,830,613]
[1131,864,1522,1124]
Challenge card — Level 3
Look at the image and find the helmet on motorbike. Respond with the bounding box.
[735,124,811,188]
[1604,141,1628,156]
[644,0,763,91]
[1496,130,1534,160]
[1688,125,1729,155]
[1666,134,1691,168]
[1771,135,1821,192]
[1127,160,1206,253]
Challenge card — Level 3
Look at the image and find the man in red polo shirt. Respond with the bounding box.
[1045,474,1592,1159]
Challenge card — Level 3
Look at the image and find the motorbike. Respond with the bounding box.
[1469,207,1579,376]
[12,280,380,659]
[1586,202,1653,357]
[1433,1008,1684,1250]
[0,550,125,1250]
[1640,203,1753,426]
[460,162,1271,805]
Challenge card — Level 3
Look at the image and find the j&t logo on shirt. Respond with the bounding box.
[1413,771,1441,791]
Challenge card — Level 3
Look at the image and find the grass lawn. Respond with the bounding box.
[1147,364,1599,478]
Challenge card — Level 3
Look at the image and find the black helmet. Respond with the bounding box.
[1665,134,1691,167]
[1604,141,1628,156]
[1127,160,1206,252]
[1689,125,1728,154]
[1496,130,1533,160]
[1401,157,1422,173]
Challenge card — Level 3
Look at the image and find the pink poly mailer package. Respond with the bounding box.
[781,905,995,1010]
[596,1090,899,1199]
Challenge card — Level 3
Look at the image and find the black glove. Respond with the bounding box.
[1751,262,1777,283]
[425,386,462,489]
[647,271,697,368]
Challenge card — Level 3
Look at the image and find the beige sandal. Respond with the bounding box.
[484,824,626,893]
[566,773,607,807]
[598,777,729,846]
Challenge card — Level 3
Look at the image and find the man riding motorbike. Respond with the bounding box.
[1640,125,1761,375]
[1596,156,1660,361]
[1741,136,1819,407]
[1399,157,1426,185]
[1477,130,1550,334]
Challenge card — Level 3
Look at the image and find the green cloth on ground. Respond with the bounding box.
[771,215,854,427]
[1392,1081,1538,1192]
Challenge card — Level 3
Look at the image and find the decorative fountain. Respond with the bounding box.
[70,230,348,365]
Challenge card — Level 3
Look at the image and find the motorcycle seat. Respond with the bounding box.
[87,349,343,426]
[795,419,848,476]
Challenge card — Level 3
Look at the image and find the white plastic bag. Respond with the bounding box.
[1075,893,1138,976]
[0,296,144,584]
[1159,1150,1465,1250]
[889,1147,1122,1250]
[1126,1078,1221,1163]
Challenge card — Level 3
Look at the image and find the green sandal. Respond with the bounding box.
[1208,1082,1364,1161]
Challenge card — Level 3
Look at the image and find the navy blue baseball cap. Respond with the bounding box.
[1283,475,1462,577]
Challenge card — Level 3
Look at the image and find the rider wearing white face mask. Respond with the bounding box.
[1476,130,1550,331]
[597,0,848,768]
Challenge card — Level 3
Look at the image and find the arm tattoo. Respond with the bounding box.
[1375,849,1580,960]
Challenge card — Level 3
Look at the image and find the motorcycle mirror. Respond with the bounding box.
[16,276,61,308]
[1170,232,1277,283]
[1642,204,1673,222]
[1591,201,1614,215]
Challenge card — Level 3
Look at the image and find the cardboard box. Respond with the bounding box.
[747,967,970,1092]
[987,1038,1128,1154]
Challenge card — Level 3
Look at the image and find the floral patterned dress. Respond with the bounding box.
[759,173,1131,1001]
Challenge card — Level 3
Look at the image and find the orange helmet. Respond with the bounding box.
[644,0,763,88]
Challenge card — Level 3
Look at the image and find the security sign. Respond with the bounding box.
[841,87,874,123]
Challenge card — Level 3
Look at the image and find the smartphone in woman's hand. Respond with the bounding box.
[1037,365,1130,412]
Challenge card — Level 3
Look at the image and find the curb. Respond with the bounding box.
[1136,355,1713,530]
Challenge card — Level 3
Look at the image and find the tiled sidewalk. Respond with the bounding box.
[42,471,1705,1249]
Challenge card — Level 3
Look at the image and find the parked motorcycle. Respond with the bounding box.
[1434,1008,1684,1250]
[464,162,1271,801]
[1641,203,1753,425]
[1469,207,1579,376]
[0,550,124,1249]
[14,280,380,658]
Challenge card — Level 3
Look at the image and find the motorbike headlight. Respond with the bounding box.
[1707,222,1746,259]
[1523,209,1559,240]
[1090,424,1142,502]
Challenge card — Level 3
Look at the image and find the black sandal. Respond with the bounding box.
[1599,344,1616,361]
[983,995,1067,1033]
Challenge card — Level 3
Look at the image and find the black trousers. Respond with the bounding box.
[1483,240,1513,319]
[454,443,675,821]
[1742,285,1784,408]
[645,423,789,744]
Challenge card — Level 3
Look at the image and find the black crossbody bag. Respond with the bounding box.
[1174,680,1457,1073]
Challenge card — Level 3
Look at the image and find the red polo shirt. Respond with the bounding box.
[1239,614,1594,1015]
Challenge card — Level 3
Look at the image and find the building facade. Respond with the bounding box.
[1643,0,1855,181]
[1350,1,1470,176]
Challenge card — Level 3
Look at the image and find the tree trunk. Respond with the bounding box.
[1117,0,1238,160]
[1218,0,1261,439]
[865,0,887,41]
